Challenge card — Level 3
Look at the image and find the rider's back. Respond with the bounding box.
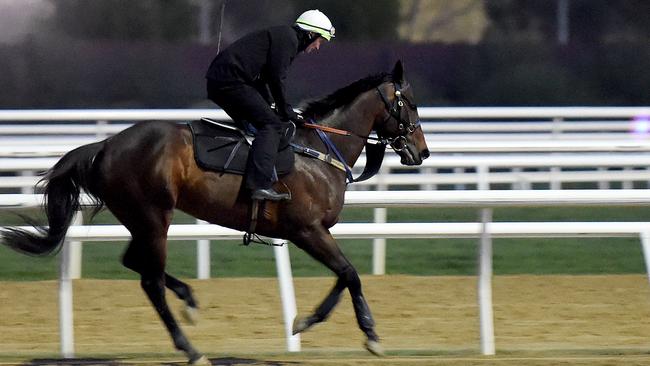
[205,25,299,86]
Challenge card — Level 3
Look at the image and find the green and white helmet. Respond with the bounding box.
[295,9,335,41]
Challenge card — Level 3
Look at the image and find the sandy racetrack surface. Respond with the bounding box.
[2,275,650,365]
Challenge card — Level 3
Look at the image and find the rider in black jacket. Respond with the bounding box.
[206,10,335,201]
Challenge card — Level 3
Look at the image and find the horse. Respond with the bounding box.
[1,60,429,364]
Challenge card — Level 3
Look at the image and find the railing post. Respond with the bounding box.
[20,170,35,194]
[512,167,531,190]
[478,208,495,355]
[639,231,650,287]
[477,167,495,355]
[196,219,211,279]
[477,165,490,190]
[622,167,634,189]
[68,211,83,279]
[372,166,388,275]
[598,167,610,189]
[551,117,563,136]
[454,167,466,190]
[372,207,387,275]
[95,120,109,140]
[422,166,436,191]
[549,167,561,190]
[273,240,300,352]
[59,234,75,358]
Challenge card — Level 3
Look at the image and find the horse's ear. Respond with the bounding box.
[392,60,404,83]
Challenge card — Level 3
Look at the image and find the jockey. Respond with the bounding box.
[206,10,335,201]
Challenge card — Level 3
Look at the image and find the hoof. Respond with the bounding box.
[364,339,385,357]
[189,355,210,365]
[181,306,199,325]
[292,316,311,335]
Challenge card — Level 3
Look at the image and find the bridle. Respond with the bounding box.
[375,82,420,152]
[303,81,420,149]
[298,81,421,184]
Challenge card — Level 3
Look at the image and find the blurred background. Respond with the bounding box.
[1,0,649,109]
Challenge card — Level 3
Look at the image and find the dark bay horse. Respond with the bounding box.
[1,60,429,364]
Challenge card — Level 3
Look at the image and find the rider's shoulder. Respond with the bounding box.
[266,25,298,41]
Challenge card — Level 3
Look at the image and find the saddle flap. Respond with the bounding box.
[201,118,254,145]
[206,136,239,150]
[188,119,294,176]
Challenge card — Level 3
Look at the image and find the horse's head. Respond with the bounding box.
[374,60,430,165]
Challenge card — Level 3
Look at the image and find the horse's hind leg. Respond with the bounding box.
[166,273,200,324]
[124,249,199,310]
[122,235,206,364]
[292,227,383,356]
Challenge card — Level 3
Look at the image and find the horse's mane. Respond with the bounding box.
[300,72,392,119]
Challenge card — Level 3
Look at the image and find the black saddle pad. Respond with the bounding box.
[188,119,294,176]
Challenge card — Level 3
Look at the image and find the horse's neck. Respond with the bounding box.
[323,92,381,168]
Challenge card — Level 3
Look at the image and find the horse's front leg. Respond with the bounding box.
[292,277,346,334]
[291,227,384,356]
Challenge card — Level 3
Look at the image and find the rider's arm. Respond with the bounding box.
[252,78,274,107]
[266,28,298,121]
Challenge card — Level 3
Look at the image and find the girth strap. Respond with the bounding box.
[291,143,347,171]
[290,139,386,184]
[315,129,354,183]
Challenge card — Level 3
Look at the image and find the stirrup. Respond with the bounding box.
[242,232,284,247]
[242,199,285,247]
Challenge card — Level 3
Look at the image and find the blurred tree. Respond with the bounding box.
[208,0,297,45]
[483,0,650,44]
[399,0,488,44]
[46,0,198,41]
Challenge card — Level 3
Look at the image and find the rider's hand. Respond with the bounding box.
[291,112,305,126]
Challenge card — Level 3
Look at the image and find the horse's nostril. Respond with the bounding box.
[421,149,430,159]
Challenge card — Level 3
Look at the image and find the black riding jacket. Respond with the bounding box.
[206,25,310,121]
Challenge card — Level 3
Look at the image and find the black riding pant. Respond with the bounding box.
[207,80,289,191]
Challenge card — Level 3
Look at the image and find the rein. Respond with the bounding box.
[303,122,386,143]
[295,81,419,184]
[296,120,388,184]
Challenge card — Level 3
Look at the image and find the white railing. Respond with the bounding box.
[3,109,650,283]
[3,190,650,357]
[6,138,650,158]
[1,106,649,120]
[1,107,650,140]
[3,153,650,190]
[2,108,650,157]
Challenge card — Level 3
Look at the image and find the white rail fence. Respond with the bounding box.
[4,153,650,190]
[2,107,650,190]
[3,107,650,191]
[1,106,650,122]
[3,108,650,279]
[3,190,650,357]
[1,107,650,144]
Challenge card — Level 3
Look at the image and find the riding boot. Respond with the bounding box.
[246,118,290,200]
[252,188,290,201]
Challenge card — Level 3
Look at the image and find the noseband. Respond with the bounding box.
[376,83,420,152]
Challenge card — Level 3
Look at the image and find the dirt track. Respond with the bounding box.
[2,275,650,365]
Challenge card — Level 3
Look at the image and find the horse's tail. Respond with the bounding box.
[1,141,105,256]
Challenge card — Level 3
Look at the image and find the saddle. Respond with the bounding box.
[188,118,294,177]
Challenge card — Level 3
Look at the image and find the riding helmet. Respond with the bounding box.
[295,9,335,41]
